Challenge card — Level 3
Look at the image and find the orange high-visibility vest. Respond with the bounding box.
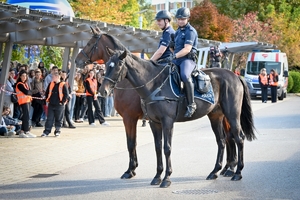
[269,74,278,86]
[259,74,268,85]
[85,78,97,96]
[16,82,32,105]
[46,81,66,102]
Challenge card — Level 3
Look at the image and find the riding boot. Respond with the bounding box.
[184,78,197,118]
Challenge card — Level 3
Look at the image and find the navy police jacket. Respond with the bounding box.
[173,23,198,65]
[158,26,175,60]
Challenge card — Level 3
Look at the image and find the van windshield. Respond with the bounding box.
[246,61,281,75]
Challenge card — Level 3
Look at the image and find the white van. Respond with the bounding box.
[241,50,289,100]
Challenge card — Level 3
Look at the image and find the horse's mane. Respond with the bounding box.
[103,33,128,52]
[103,33,161,68]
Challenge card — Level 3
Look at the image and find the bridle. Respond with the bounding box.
[103,54,170,90]
[80,34,102,65]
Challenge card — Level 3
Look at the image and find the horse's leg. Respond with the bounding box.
[159,119,174,188]
[220,134,237,177]
[120,116,139,179]
[149,121,163,185]
[231,128,245,181]
[220,118,237,177]
[206,113,226,180]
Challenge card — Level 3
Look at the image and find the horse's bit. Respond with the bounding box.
[80,34,102,65]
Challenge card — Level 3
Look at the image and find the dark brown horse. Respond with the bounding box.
[99,50,256,188]
[75,27,240,182]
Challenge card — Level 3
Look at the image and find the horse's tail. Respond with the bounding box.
[239,76,257,141]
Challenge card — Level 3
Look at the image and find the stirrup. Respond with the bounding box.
[184,103,196,118]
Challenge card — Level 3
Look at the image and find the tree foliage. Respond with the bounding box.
[190,0,233,42]
[231,12,278,67]
[211,0,300,20]
[264,2,300,68]
[68,0,143,28]
[40,46,63,69]
[11,45,29,64]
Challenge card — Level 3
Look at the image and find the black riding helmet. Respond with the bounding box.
[175,7,190,19]
[155,10,172,22]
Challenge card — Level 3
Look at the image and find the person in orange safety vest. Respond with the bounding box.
[84,69,109,126]
[259,68,269,103]
[15,70,36,138]
[41,72,68,137]
[268,68,279,103]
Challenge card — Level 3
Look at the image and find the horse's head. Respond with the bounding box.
[75,26,106,68]
[99,49,128,97]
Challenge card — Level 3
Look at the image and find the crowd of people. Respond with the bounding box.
[0,61,114,137]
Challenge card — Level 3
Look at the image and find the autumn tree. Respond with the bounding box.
[265,2,300,69]
[211,0,300,20]
[190,0,233,42]
[69,0,134,25]
[232,12,278,68]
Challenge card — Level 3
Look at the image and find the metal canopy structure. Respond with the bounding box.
[0,2,222,53]
[0,2,278,114]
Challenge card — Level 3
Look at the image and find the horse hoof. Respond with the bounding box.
[220,168,227,176]
[231,174,242,181]
[150,177,162,185]
[120,172,135,179]
[223,170,234,177]
[159,180,171,188]
[206,173,218,180]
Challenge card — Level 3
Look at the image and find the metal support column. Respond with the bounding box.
[62,47,70,71]
[0,34,14,115]
[68,45,79,91]
[0,43,3,61]
[197,48,209,69]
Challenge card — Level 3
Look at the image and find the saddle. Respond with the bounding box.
[171,64,211,94]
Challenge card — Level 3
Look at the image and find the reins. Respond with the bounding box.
[105,58,171,90]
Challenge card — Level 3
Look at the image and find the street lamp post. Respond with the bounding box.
[135,9,151,29]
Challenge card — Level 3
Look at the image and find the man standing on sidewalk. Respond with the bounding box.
[41,72,69,137]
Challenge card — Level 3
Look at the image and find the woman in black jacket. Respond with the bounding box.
[15,70,36,138]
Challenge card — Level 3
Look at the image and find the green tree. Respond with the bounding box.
[40,46,63,69]
[211,0,300,20]
[11,44,29,64]
[265,2,300,68]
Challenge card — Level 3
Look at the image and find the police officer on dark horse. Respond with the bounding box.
[150,10,175,64]
[172,7,198,118]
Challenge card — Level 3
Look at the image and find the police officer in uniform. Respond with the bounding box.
[41,72,69,137]
[172,7,198,117]
[150,10,175,64]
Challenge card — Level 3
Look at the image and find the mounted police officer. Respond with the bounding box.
[150,10,175,64]
[172,7,198,118]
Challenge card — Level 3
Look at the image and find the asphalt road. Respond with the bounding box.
[0,95,299,200]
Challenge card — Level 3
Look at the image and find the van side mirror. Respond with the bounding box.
[240,68,245,76]
[283,70,289,77]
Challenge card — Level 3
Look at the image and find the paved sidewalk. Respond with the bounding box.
[0,116,152,186]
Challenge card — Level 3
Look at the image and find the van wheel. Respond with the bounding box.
[284,92,287,98]
[278,91,284,100]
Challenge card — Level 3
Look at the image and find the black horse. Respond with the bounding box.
[99,50,256,188]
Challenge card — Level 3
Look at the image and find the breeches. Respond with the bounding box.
[179,59,195,82]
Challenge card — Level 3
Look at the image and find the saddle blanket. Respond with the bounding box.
[169,73,215,105]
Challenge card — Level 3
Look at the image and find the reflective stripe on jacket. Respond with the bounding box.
[85,78,97,96]
[16,82,32,105]
[46,81,66,102]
